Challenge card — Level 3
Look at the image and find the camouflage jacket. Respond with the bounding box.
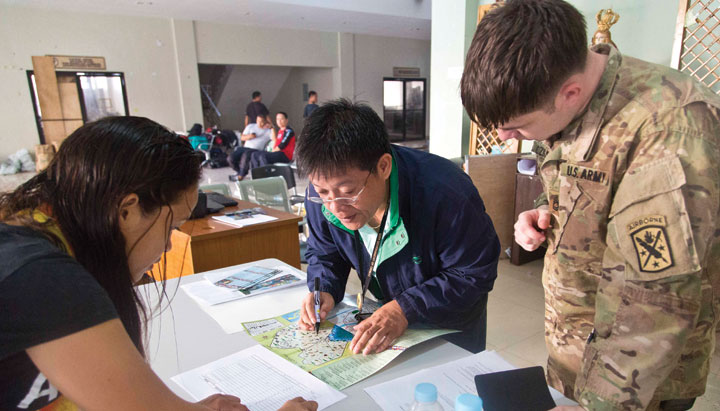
[534,44,720,410]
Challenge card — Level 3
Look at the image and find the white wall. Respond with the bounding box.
[194,21,338,67]
[214,65,292,131]
[353,34,431,134]
[0,5,431,161]
[269,67,334,136]
[571,0,677,66]
[0,6,196,158]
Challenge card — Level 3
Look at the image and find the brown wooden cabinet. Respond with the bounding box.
[151,200,302,279]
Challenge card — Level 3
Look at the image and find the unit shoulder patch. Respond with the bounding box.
[627,215,674,273]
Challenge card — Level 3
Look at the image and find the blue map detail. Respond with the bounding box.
[282,310,301,323]
[328,325,353,342]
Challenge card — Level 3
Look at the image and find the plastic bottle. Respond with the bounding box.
[409,383,444,411]
[454,393,483,411]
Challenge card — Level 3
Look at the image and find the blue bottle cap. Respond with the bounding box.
[414,383,438,403]
[455,393,483,411]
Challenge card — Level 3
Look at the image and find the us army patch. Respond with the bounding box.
[628,215,674,273]
[560,163,609,185]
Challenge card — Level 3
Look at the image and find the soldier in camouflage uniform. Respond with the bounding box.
[460,1,720,410]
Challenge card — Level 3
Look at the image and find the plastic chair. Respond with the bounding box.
[236,176,291,213]
[236,176,308,262]
[199,183,230,196]
[250,164,304,206]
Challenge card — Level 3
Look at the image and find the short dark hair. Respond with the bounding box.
[460,0,587,128]
[308,90,317,98]
[277,111,288,118]
[296,99,391,178]
[252,91,261,99]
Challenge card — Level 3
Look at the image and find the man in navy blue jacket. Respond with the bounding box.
[296,99,500,354]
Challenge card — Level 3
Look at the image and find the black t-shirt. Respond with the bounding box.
[0,224,118,410]
[245,101,269,124]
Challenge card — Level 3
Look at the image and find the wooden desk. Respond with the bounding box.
[152,200,302,279]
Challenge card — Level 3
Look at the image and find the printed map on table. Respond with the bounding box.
[241,298,456,390]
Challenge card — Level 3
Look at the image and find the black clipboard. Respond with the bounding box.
[474,366,556,411]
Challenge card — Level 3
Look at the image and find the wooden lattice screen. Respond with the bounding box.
[672,0,720,94]
[469,122,519,155]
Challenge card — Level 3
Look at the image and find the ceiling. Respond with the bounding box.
[1,0,432,40]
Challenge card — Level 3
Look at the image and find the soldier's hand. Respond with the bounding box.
[515,206,551,251]
[298,291,335,331]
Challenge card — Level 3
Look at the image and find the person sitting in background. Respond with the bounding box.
[303,91,318,119]
[0,116,316,411]
[250,112,295,169]
[187,123,208,151]
[244,91,272,128]
[228,115,273,181]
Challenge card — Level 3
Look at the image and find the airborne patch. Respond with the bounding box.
[560,163,609,185]
[628,215,674,273]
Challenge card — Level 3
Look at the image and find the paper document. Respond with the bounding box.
[364,350,577,410]
[213,266,280,290]
[181,263,308,333]
[241,297,456,390]
[182,265,304,306]
[212,213,277,227]
[171,345,345,411]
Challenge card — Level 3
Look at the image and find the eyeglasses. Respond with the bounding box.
[308,172,371,206]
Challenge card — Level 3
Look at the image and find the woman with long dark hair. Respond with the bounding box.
[0,117,316,411]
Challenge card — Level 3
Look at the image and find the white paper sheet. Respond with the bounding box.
[364,350,577,410]
[171,345,346,411]
[212,214,277,227]
[181,264,309,334]
[181,265,304,306]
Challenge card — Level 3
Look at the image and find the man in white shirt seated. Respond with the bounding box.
[228,115,273,181]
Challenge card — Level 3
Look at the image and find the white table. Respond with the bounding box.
[142,259,473,410]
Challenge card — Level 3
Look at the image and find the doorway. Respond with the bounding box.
[383,77,426,142]
[27,70,129,145]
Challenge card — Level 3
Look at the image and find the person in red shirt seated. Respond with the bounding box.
[250,112,295,169]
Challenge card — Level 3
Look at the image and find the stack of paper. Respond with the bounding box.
[181,264,309,333]
[172,345,346,411]
[182,265,303,306]
[212,213,276,228]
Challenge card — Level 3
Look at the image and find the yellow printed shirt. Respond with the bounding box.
[534,44,720,410]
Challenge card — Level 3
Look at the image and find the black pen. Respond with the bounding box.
[313,277,321,334]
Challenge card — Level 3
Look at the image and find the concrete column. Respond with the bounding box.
[171,19,203,130]
[332,32,355,100]
[429,0,482,158]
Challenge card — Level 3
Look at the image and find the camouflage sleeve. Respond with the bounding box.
[533,191,549,208]
[573,104,720,410]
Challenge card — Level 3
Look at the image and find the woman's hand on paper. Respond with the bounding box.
[198,393,249,410]
[278,397,319,411]
[298,291,335,331]
[350,300,408,355]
